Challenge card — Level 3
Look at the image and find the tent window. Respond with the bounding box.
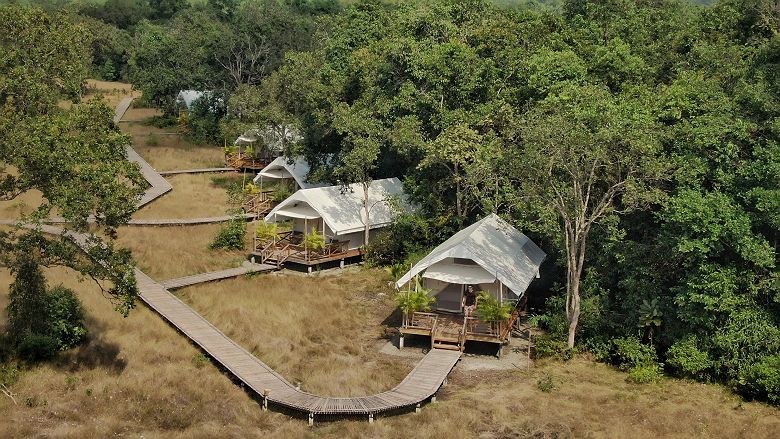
[453,258,477,266]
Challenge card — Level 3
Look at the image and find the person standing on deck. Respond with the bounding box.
[462,285,478,316]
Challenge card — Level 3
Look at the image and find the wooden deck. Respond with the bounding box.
[160,264,275,290]
[159,167,235,176]
[113,97,133,123]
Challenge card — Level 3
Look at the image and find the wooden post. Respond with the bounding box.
[263,389,269,411]
[399,333,404,350]
[308,412,314,426]
[415,403,421,413]
[528,329,532,369]
[431,394,437,403]
[368,413,374,424]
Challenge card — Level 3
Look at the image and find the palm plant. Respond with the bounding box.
[475,291,514,334]
[303,227,325,252]
[638,298,663,345]
[255,221,280,241]
[394,276,436,318]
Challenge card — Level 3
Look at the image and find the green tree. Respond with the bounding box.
[517,84,667,348]
[0,6,146,317]
[5,259,49,345]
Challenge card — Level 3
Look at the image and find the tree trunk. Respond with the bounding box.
[565,225,588,348]
[363,181,370,247]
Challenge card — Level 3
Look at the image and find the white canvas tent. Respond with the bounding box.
[396,214,546,311]
[264,178,408,250]
[233,125,301,152]
[252,156,326,191]
[176,90,207,110]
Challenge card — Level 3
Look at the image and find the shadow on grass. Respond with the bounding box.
[56,336,126,375]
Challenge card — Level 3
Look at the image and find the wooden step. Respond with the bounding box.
[432,343,462,351]
[433,335,459,343]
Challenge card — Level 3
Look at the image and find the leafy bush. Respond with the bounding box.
[627,363,664,384]
[244,183,260,196]
[537,374,556,392]
[185,92,228,144]
[666,335,712,380]
[145,133,160,146]
[394,277,436,314]
[18,334,58,362]
[610,336,658,371]
[303,228,325,252]
[533,336,574,361]
[475,291,514,322]
[735,355,780,404]
[46,286,88,351]
[272,185,292,203]
[209,219,246,250]
[255,221,280,240]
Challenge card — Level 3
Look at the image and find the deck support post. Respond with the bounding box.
[296,382,301,390]
[263,389,269,411]
[308,266,312,275]
[399,334,404,349]
[443,377,448,386]
[340,259,344,268]
[431,394,437,403]
[251,256,256,263]
[368,413,374,424]
[308,413,314,426]
[415,403,421,413]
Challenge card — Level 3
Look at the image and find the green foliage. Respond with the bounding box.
[475,291,514,322]
[736,355,780,404]
[303,227,325,252]
[6,259,49,345]
[394,277,436,315]
[272,185,292,203]
[191,353,210,369]
[46,286,88,351]
[254,221,280,241]
[244,183,260,196]
[533,336,574,361]
[17,334,58,363]
[184,92,228,144]
[209,218,246,250]
[666,335,713,380]
[610,337,659,371]
[145,133,160,146]
[627,363,664,384]
[537,374,556,392]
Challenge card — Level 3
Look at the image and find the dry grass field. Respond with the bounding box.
[0,83,777,438]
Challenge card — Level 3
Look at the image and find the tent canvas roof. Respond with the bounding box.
[252,156,326,189]
[395,214,546,299]
[264,178,408,235]
[177,90,206,109]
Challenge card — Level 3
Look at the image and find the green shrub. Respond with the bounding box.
[18,334,58,362]
[627,363,664,384]
[255,221,280,240]
[611,336,658,371]
[303,227,325,252]
[533,336,574,361]
[584,336,612,362]
[666,335,712,380]
[736,354,780,404]
[209,219,246,250]
[272,185,292,203]
[46,286,88,351]
[394,276,436,314]
[475,291,514,322]
[537,374,556,392]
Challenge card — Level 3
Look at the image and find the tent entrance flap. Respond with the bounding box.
[423,261,496,285]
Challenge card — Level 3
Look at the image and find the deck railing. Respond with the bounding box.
[401,311,438,330]
[464,316,503,338]
[243,190,276,217]
[254,232,351,263]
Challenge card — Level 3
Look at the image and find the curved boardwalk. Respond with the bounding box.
[10,221,462,422]
[159,167,235,176]
[0,98,463,423]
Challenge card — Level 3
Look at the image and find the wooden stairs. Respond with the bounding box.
[430,318,467,352]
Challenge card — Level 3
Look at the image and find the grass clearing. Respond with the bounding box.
[132,173,241,220]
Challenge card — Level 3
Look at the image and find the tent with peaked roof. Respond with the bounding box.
[252,156,326,191]
[263,178,409,250]
[395,214,546,313]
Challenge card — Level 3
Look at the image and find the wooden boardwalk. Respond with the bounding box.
[10,221,463,422]
[0,98,464,423]
[159,167,235,176]
[126,145,174,207]
[113,97,133,123]
[160,263,275,290]
[43,213,256,226]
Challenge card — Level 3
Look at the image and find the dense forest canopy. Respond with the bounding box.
[2,0,778,404]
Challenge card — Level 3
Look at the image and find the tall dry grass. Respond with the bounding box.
[132,173,241,220]
[177,270,412,397]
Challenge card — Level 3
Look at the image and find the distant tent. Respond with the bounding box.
[176,90,207,110]
[233,125,301,154]
[264,178,409,250]
[396,214,546,306]
[252,156,327,191]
